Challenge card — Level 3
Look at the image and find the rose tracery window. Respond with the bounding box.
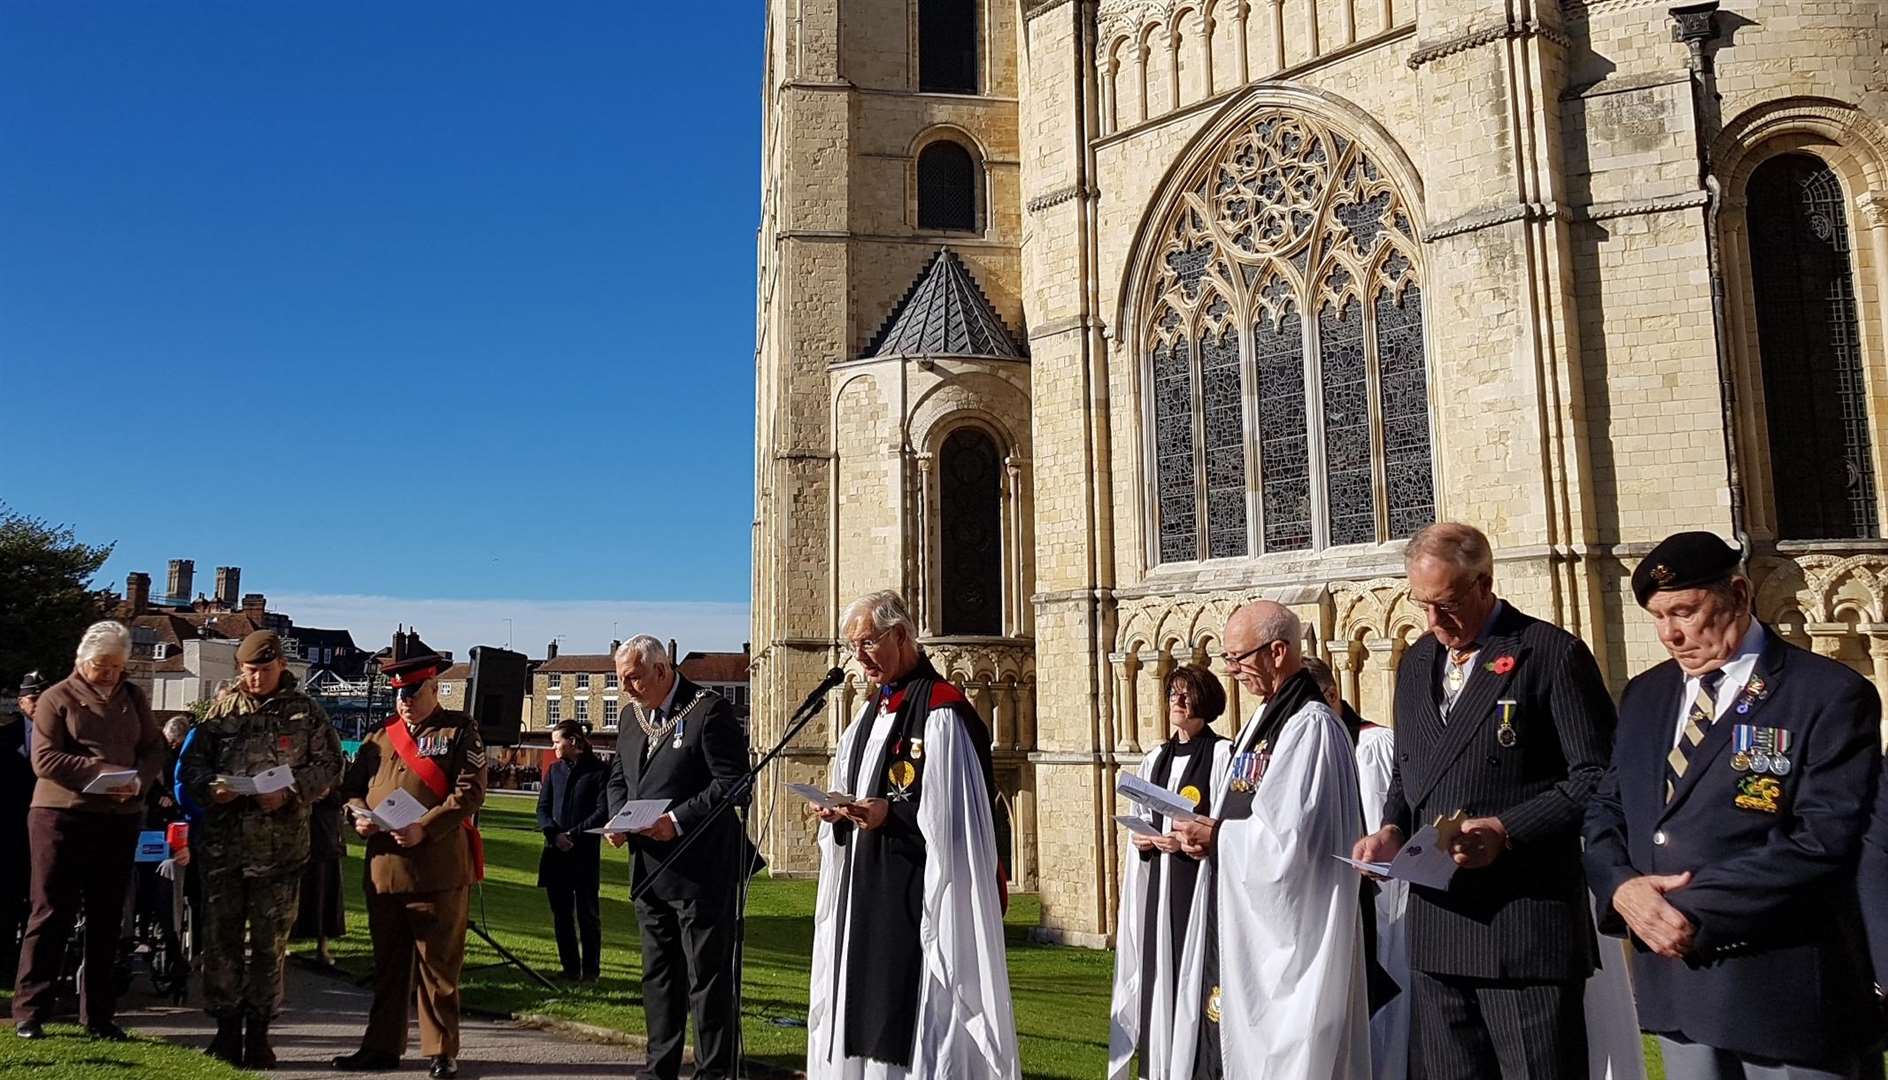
[1144,110,1435,564]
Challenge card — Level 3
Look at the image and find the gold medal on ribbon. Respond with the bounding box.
[887,759,917,801]
[1178,784,1202,807]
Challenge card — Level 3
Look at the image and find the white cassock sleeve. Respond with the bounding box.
[1108,751,1163,1080]
[1110,742,1233,1080]
[806,704,869,1076]
[1169,703,1371,1080]
[1355,726,1409,1080]
[911,704,1021,1079]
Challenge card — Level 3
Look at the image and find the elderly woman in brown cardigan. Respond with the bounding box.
[11,621,166,1041]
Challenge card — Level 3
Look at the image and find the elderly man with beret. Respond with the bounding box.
[1585,531,1882,1079]
[179,630,342,1068]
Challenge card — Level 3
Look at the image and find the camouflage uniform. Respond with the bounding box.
[178,671,343,1020]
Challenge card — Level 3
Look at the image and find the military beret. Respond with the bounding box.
[18,671,44,697]
[1632,531,1744,608]
[236,630,284,665]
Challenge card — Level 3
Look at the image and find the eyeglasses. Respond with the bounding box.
[845,632,897,655]
[1220,640,1284,669]
[1168,689,1194,703]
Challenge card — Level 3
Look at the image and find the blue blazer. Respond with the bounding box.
[1584,625,1882,1066]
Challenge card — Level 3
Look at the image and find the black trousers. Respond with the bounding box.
[546,880,601,978]
[1409,970,1587,1080]
[11,808,141,1025]
[635,890,737,1080]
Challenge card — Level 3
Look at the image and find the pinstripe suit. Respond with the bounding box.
[1382,602,1617,1079]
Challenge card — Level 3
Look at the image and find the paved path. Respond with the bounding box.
[118,961,650,1078]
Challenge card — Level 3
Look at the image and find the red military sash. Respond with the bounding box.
[384,719,485,881]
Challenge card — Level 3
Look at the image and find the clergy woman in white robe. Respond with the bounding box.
[1109,663,1233,1080]
[1169,602,1371,1080]
[804,591,1020,1080]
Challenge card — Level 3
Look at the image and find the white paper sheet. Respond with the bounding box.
[786,783,857,811]
[216,765,297,796]
[1331,855,1394,876]
[1385,822,1460,890]
[1116,771,1202,823]
[84,769,141,795]
[348,788,429,832]
[1115,814,1166,839]
[590,798,670,835]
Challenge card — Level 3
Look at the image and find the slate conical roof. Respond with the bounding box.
[864,248,1027,361]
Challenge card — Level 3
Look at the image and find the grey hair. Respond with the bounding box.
[75,621,132,665]
[613,634,672,673]
[163,717,190,742]
[840,590,917,640]
[1301,655,1337,695]
[1231,601,1304,658]
[1405,521,1495,580]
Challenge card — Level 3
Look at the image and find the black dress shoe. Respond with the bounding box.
[15,1020,45,1040]
[331,1049,402,1071]
[429,1055,459,1079]
[85,1022,131,1042]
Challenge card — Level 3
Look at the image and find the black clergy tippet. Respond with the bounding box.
[1135,728,1223,1078]
[828,655,1003,1066]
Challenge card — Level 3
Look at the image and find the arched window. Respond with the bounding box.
[1142,110,1434,565]
[919,0,979,94]
[938,427,1003,634]
[1750,153,1879,539]
[918,141,978,231]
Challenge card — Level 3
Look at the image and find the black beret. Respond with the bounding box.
[236,630,283,665]
[18,671,44,697]
[1632,531,1743,607]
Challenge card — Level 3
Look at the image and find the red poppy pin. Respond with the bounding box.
[1486,655,1516,675]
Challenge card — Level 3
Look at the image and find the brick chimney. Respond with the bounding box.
[126,572,151,615]
[667,638,678,662]
[214,566,241,607]
[166,559,194,603]
[546,640,559,660]
[241,593,267,618]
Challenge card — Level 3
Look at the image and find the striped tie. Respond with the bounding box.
[1666,670,1725,802]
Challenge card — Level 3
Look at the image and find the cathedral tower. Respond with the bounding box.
[753,0,1038,881]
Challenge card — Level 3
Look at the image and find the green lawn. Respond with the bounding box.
[324,796,1117,1078]
[0,1025,252,1080]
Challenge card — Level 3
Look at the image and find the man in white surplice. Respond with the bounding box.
[804,590,1019,1080]
[1167,601,1371,1080]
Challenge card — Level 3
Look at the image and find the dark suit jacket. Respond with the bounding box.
[536,753,609,890]
[1586,627,1881,1065]
[605,675,759,901]
[1383,601,1616,980]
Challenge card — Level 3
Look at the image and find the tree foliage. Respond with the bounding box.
[0,503,114,691]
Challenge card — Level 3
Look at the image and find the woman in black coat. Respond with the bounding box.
[536,722,610,980]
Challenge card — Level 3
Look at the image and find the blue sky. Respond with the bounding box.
[1,3,760,656]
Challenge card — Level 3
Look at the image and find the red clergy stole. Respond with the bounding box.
[385,719,485,881]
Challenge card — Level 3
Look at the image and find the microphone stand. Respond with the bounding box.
[623,670,846,1076]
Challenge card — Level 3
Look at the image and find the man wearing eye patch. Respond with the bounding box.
[333,630,487,1080]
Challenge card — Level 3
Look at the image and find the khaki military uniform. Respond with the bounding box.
[341,707,486,1059]
[178,673,343,1020]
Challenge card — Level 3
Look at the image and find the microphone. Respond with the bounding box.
[793,666,848,717]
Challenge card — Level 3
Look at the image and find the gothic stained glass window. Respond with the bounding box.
[1376,283,1435,537]
[938,427,1004,635]
[1200,313,1249,558]
[1319,294,1374,546]
[1153,331,1198,563]
[1749,153,1879,539]
[918,141,978,231]
[1142,107,1436,565]
[1256,304,1312,551]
